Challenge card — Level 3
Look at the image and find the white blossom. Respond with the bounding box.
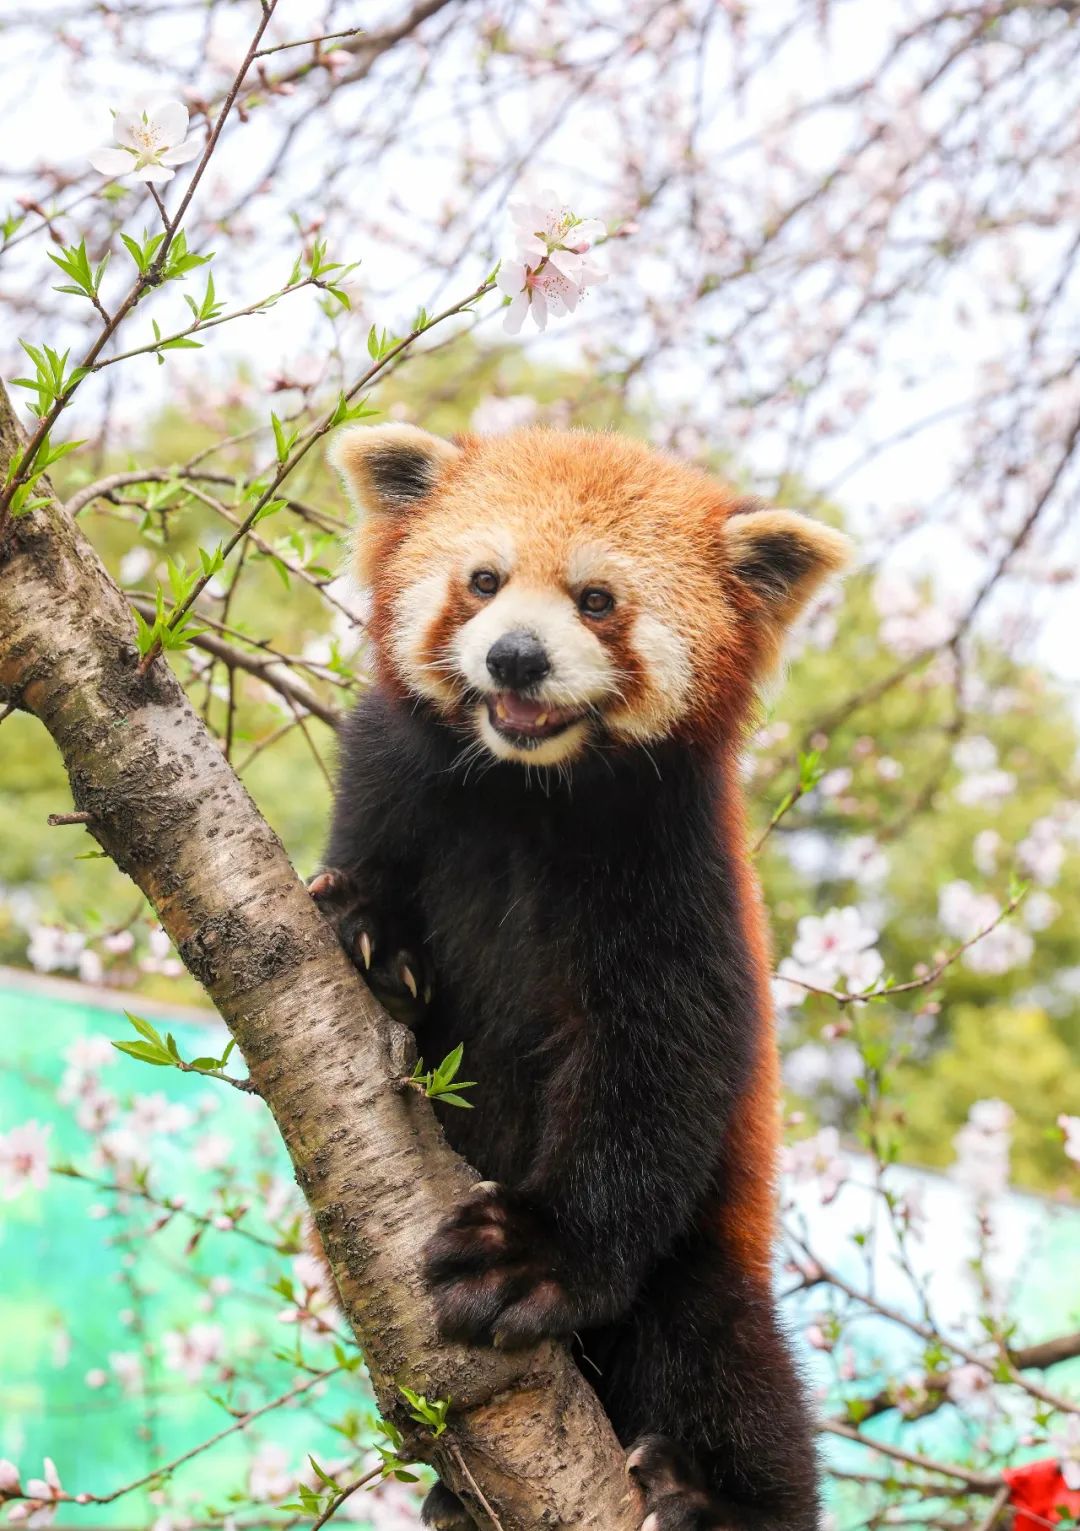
[952,736,998,774]
[972,829,1001,877]
[872,572,954,657]
[161,1323,224,1382]
[946,1362,993,1407]
[0,1121,51,1201]
[782,1126,850,1203]
[26,925,85,974]
[1049,1415,1080,1492]
[952,1098,1013,1200]
[192,1131,232,1171]
[837,835,888,887]
[109,1351,143,1396]
[497,191,607,334]
[65,1035,115,1070]
[7,1459,63,1528]
[1023,891,1060,931]
[247,1443,293,1503]
[790,906,884,994]
[1017,817,1065,887]
[954,767,1016,809]
[128,1092,192,1138]
[938,881,1032,974]
[89,99,200,184]
[470,395,539,434]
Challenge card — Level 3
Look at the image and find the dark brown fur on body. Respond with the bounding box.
[317,425,850,1529]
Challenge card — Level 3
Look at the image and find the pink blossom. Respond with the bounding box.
[837,835,888,887]
[1050,1415,1080,1491]
[8,1459,64,1528]
[805,1322,833,1351]
[1017,818,1065,887]
[782,907,885,997]
[160,1323,224,1382]
[972,830,1001,876]
[952,1099,1013,1200]
[65,1036,115,1071]
[26,926,85,974]
[947,1362,993,1407]
[359,1477,428,1530]
[470,395,539,434]
[247,1443,293,1502]
[952,736,998,773]
[277,1251,339,1333]
[109,1351,143,1396]
[497,191,607,334]
[128,1093,192,1137]
[872,573,954,657]
[0,1121,51,1201]
[782,1127,850,1203]
[938,881,1032,975]
[192,1132,232,1172]
[0,1463,20,1497]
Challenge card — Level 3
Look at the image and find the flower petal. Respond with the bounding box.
[570,218,606,246]
[134,163,175,184]
[160,136,201,166]
[546,247,582,279]
[112,109,146,150]
[529,289,548,330]
[147,99,189,146]
[88,147,133,176]
[502,291,529,335]
[495,260,526,297]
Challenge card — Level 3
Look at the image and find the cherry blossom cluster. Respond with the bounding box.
[773,906,884,1008]
[496,192,608,334]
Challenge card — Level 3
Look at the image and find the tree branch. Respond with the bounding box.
[0,376,637,1530]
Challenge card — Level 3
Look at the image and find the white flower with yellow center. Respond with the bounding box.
[89,99,201,184]
[497,189,608,334]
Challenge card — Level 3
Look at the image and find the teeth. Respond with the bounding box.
[359,931,373,970]
[401,964,418,1000]
[535,714,548,726]
[495,700,508,720]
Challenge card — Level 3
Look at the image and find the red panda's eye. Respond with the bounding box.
[579,587,615,618]
[470,569,500,597]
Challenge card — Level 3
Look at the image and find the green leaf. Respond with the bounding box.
[124,1010,167,1049]
[112,1039,174,1066]
[307,1457,340,1491]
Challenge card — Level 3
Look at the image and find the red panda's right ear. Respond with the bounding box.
[328,423,461,518]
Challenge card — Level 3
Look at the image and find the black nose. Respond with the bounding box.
[486,630,551,689]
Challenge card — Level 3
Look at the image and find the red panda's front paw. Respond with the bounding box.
[308,869,433,1026]
[423,1182,573,1348]
[628,1438,730,1531]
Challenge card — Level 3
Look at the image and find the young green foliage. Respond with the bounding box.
[405,1044,477,1109]
[398,1385,451,1439]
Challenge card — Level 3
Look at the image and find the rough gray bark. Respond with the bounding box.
[0,379,638,1531]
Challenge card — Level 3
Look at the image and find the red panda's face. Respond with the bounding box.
[331,425,851,767]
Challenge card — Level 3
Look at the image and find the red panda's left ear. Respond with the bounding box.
[328,423,461,520]
[723,507,853,633]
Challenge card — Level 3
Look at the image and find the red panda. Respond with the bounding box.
[313,424,851,1531]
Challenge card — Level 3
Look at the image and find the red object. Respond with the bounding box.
[1005,1459,1080,1528]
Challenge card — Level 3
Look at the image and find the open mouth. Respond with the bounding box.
[486,692,584,744]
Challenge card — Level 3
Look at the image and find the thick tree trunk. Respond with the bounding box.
[0,380,638,1531]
